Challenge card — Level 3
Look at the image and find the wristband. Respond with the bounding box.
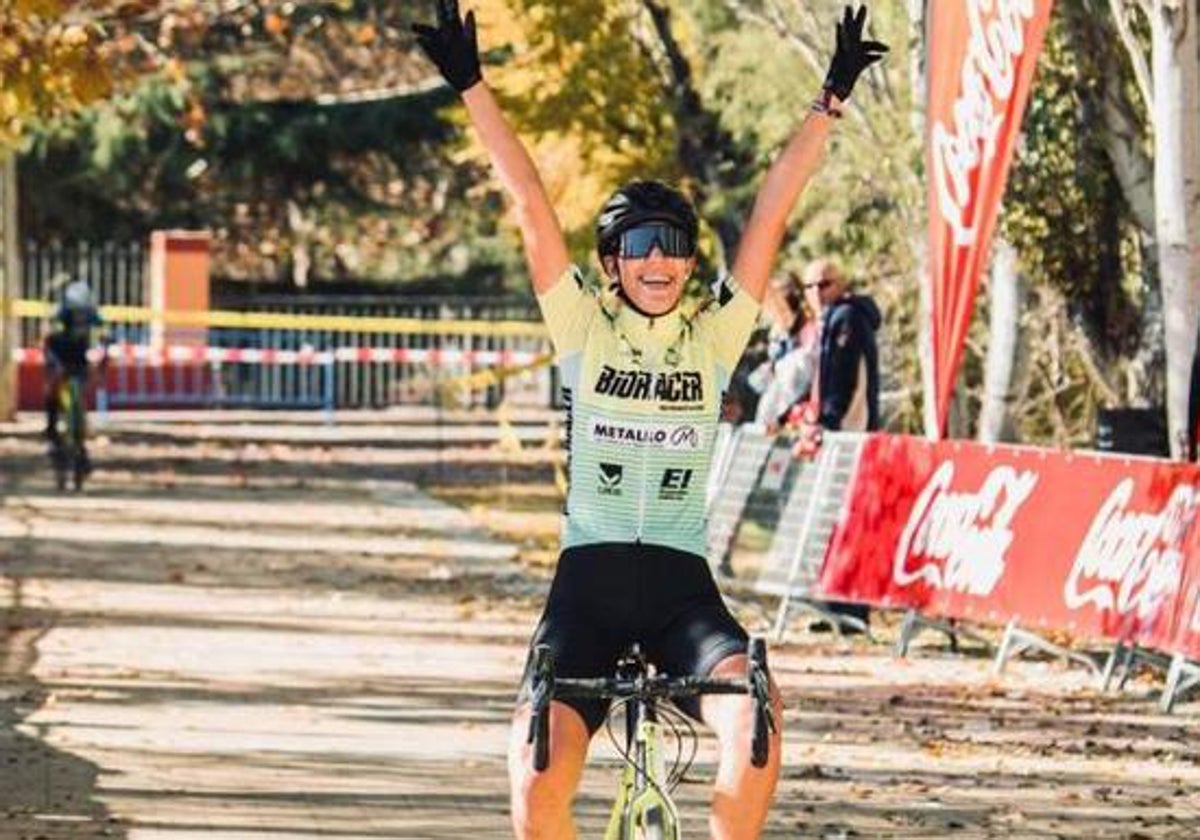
[810,88,844,119]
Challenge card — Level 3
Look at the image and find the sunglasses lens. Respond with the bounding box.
[619,224,693,259]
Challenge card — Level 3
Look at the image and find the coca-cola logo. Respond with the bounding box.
[1064,480,1198,620]
[931,0,1037,245]
[894,461,1038,595]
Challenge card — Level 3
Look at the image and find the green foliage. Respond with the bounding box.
[1000,7,1143,360]
[20,18,527,285]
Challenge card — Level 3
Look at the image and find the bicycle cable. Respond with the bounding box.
[603,697,679,805]
[664,705,686,789]
[658,702,699,791]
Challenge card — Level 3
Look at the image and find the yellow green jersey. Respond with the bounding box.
[537,265,761,558]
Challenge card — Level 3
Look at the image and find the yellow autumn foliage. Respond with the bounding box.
[452,0,679,241]
[0,1,131,149]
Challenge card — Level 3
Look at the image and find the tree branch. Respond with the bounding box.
[1110,0,1156,112]
[1097,70,1156,234]
[634,0,748,258]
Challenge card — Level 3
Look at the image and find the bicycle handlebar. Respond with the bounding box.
[527,637,775,773]
[551,675,749,700]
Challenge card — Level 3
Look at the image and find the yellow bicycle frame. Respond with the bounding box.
[604,717,682,840]
[57,375,86,443]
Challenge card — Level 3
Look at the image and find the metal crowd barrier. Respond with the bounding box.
[755,434,866,638]
[704,425,867,637]
[705,425,775,575]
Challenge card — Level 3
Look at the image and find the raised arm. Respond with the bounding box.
[733,111,837,304]
[732,5,887,302]
[461,85,570,294]
[412,0,569,294]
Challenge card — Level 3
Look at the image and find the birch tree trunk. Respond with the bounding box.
[978,239,1024,443]
[1149,0,1200,458]
[1093,53,1165,405]
[907,0,939,438]
[0,155,17,422]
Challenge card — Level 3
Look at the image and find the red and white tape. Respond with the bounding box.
[14,344,543,368]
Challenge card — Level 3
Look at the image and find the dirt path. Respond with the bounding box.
[3,414,1200,839]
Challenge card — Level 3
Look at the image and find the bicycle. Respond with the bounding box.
[526,637,775,840]
[50,370,90,492]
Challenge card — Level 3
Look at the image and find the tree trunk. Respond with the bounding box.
[1149,0,1200,458]
[908,0,939,438]
[978,240,1024,443]
[0,154,17,422]
[1128,238,1166,406]
[1098,66,1155,236]
[638,0,749,262]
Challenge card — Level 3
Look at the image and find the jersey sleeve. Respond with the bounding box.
[535,264,599,359]
[700,272,762,372]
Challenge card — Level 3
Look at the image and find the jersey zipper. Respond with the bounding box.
[635,351,656,543]
[636,441,648,543]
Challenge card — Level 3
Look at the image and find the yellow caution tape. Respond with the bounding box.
[437,351,554,401]
[9,298,548,339]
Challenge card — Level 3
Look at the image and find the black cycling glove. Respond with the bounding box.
[411,0,483,93]
[822,5,889,101]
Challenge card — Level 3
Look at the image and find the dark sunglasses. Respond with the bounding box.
[803,279,836,290]
[618,223,695,259]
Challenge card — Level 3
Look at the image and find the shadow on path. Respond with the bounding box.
[0,576,128,839]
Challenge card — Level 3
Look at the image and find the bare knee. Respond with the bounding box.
[509,748,573,823]
[702,656,784,764]
[508,703,590,837]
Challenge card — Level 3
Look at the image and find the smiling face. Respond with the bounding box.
[605,247,695,316]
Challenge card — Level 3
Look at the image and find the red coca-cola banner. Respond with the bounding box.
[820,435,1200,659]
[927,0,1055,434]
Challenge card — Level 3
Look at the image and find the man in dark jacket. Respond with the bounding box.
[803,259,881,432]
[801,258,881,632]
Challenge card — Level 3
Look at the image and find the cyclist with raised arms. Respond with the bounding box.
[412,4,886,838]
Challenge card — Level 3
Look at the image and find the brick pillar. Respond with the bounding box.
[148,230,211,349]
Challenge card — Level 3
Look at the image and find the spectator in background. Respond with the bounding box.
[797,257,881,632]
[723,325,771,425]
[751,273,817,431]
[804,258,881,433]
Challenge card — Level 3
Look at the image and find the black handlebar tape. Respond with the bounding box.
[749,637,771,769]
[528,645,554,772]
[749,636,767,669]
[532,708,550,772]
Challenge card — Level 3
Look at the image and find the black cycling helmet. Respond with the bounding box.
[595,180,699,261]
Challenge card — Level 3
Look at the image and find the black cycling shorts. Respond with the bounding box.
[517,542,749,734]
[44,333,89,374]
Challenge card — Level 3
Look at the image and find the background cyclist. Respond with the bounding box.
[412,3,886,838]
[43,279,104,468]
